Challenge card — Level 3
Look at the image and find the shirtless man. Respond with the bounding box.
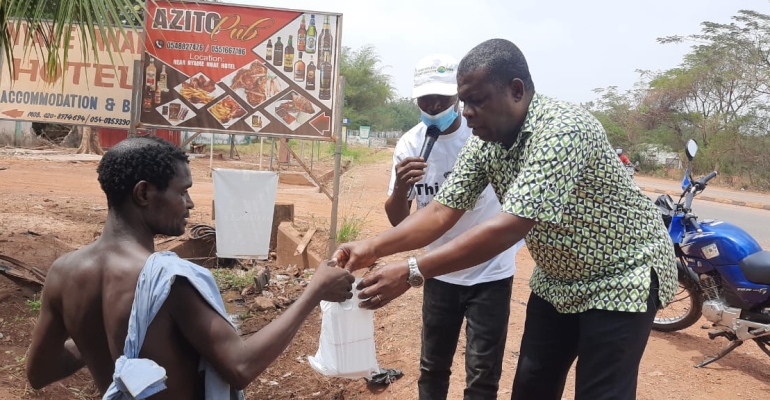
[25,136,354,399]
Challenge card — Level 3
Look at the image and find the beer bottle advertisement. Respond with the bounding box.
[305,55,316,91]
[140,1,340,140]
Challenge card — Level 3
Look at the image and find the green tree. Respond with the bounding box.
[338,46,422,132]
[339,45,396,130]
[383,97,420,132]
[591,5,770,189]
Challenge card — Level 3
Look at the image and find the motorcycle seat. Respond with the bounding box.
[739,251,770,285]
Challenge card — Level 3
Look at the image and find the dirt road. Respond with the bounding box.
[0,149,768,399]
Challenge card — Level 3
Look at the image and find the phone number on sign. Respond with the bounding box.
[89,116,131,126]
[28,112,87,123]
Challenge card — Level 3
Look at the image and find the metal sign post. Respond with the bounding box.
[327,76,346,257]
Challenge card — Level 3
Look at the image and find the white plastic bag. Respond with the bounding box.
[308,278,380,379]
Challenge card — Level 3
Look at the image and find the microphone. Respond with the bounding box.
[407,125,441,198]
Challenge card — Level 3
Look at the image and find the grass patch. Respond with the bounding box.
[327,141,392,166]
[335,182,374,244]
[26,294,42,313]
[211,269,255,291]
[337,214,367,244]
[207,139,391,167]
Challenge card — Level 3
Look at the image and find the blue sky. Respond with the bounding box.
[241,0,765,104]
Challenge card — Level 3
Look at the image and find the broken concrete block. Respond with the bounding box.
[271,203,294,252]
[276,222,322,271]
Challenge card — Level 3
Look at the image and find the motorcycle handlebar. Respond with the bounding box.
[679,169,716,234]
[699,171,718,185]
[685,213,702,233]
[687,171,719,195]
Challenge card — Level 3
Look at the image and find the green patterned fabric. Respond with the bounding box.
[434,94,677,313]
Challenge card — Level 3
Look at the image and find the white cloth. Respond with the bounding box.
[103,251,244,400]
[388,118,523,286]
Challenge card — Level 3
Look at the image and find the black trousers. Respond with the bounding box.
[418,276,513,400]
[511,271,661,400]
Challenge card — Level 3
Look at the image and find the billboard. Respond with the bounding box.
[140,1,342,141]
[0,21,141,128]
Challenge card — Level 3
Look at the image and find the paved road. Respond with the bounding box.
[643,191,770,249]
[636,175,770,210]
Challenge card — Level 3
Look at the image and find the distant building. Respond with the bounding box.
[0,121,35,146]
[638,144,681,169]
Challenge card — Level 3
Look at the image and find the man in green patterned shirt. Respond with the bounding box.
[333,38,677,400]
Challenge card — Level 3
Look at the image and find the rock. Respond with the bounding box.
[276,274,290,282]
[251,297,276,311]
[275,296,290,307]
[286,264,301,277]
[241,286,254,297]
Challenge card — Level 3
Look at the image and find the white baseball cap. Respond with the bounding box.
[412,54,459,98]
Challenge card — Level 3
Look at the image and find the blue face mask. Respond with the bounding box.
[420,104,458,132]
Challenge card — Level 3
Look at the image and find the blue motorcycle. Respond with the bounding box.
[652,139,770,367]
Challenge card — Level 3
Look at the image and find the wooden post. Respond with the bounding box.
[278,138,290,163]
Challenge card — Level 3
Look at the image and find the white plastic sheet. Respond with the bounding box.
[308,278,380,379]
[212,169,278,259]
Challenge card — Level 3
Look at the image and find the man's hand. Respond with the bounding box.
[392,157,427,194]
[307,260,355,302]
[332,240,378,272]
[386,156,427,227]
[355,261,411,310]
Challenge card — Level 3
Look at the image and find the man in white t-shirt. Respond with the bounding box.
[385,54,524,400]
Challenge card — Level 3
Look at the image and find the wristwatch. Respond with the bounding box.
[407,256,425,288]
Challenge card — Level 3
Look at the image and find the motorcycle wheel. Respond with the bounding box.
[652,273,703,332]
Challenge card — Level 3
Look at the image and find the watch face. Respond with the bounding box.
[409,274,425,287]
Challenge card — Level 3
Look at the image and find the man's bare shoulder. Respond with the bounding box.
[45,242,105,281]
[46,241,149,297]
[39,244,99,307]
[42,247,82,284]
[48,245,90,271]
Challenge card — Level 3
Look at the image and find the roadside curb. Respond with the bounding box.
[638,186,770,211]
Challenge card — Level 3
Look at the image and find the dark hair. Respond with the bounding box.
[97,136,189,209]
[458,38,535,92]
